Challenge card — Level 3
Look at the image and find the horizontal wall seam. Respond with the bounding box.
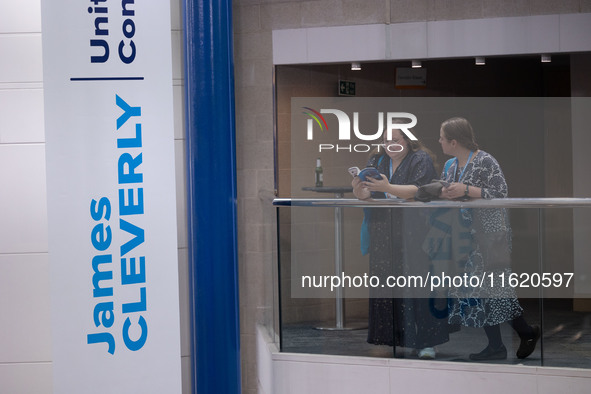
[272,13,591,64]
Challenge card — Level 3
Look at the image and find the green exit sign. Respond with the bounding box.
[339,80,356,96]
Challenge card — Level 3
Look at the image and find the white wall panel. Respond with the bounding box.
[272,29,308,65]
[261,328,591,394]
[427,15,560,58]
[170,0,182,31]
[0,362,52,394]
[307,24,386,63]
[172,29,184,81]
[0,0,41,33]
[175,139,188,249]
[389,21,427,60]
[0,34,43,83]
[0,144,48,254]
[257,326,274,394]
[560,13,591,52]
[273,13,591,65]
[178,247,190,357]
[174,84,186,140]
[273,358,391,394]
[387,364,536,393]
[181,355,192,394]
[524,15,561,54]
[537,375,591,394]
[0,253,51,362]
[0,89,45,143]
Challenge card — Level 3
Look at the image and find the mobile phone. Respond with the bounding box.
[358,167,382,181]
[348,166,360,177]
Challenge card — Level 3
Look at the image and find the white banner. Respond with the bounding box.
[41,1,182,392]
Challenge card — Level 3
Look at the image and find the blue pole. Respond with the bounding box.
[182,0,241,393]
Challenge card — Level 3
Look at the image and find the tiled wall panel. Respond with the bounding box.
[0,363,52,394]
[0,89,45,143]
[0,253,52,362]
[0,34,43,83]
[0,0,41,33]
[0,144,48,254]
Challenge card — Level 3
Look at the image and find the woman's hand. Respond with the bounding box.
[363,174,392,194]
[352,176,371,200]
[441,182,467,200]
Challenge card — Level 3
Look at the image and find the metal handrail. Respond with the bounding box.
[273,197,591,209]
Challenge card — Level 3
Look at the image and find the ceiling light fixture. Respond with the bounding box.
[351,62,361,70]
[475,56,485,65]
[411,60,422,68]
[541,54,551,63]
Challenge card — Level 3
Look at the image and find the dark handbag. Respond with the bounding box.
[415,159,454,202]
[414,179,447,202]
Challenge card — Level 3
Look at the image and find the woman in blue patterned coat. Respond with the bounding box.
[438,117,540,361]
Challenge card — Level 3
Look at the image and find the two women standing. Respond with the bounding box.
[352,117,540,361]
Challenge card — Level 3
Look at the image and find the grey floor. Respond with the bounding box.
[281,300,591,369]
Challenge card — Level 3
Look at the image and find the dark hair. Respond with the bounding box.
[441,117,479,151]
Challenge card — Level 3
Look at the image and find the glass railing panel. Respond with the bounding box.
[279,205,392,358]
[539,207,591,369]
[276,200,591,368]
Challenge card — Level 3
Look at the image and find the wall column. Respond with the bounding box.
[183,0,241,392]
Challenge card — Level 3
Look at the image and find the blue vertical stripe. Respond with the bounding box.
[182,0,241,393]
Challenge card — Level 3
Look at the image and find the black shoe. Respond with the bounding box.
[469,345,507,361]
[517,325,540,359]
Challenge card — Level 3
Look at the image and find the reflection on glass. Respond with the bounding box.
[278,205,591,366]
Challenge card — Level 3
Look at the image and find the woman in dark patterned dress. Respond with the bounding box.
[438,117,540,360]
[352,128,449,359]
